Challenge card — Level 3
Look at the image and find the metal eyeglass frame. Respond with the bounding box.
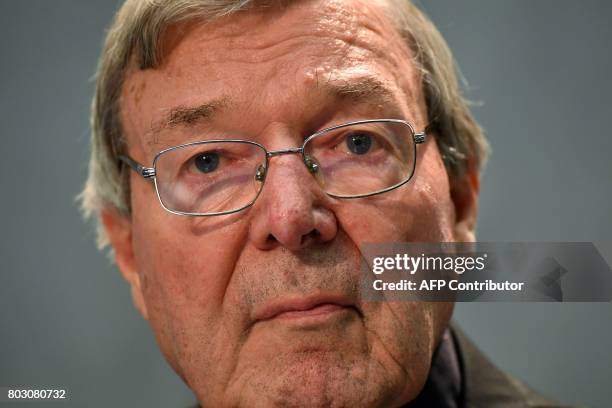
[119,118,427,217]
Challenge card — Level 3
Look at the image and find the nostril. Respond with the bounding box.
[266,229,320,248]
[300,229,320,245]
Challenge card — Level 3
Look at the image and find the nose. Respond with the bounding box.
[248,152,338,251]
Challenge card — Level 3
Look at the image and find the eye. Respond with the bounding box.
[194,152,220,173]
[345,132,372,155]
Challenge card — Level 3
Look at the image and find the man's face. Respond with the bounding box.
[106,0,477,406]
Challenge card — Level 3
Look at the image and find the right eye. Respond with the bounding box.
[193,152,220,173]
[345,132,373,155]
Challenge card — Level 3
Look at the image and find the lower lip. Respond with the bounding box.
[274,303,351,321]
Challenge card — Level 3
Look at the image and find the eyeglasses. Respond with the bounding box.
[120,118,426,216]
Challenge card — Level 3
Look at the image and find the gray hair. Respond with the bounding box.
[80,0,489,248]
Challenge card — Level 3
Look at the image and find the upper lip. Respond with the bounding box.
[252,293,359,322]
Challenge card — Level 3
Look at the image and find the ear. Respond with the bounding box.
[101,208,149,320]
[449,161,480,242]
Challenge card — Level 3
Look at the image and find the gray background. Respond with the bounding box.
[0,0,610,407]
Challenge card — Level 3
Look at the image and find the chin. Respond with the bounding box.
[192,346,427,408]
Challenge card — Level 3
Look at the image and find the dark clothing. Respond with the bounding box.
[407,327,462,408]
[408,323,575,408]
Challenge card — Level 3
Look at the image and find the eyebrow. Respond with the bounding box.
[153,96,230,132]
[323,75,403,107]
[148,75,406,141]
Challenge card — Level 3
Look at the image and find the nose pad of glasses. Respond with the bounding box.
[254,163,267,183]
[303,155,327,189]
[303,155,320,174]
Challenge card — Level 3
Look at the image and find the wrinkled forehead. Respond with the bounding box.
[153,0,407,65]
[120,0,425,148]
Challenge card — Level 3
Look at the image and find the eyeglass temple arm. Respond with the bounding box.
[119,155,156,179]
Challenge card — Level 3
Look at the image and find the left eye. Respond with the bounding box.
[345,132,373,155]
[194,152,220,173]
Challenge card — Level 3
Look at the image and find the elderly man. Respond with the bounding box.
[81,0,562,406]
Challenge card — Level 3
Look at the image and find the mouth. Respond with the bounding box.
[253,293,361,324]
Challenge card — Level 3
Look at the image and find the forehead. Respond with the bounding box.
[120,0,424,148]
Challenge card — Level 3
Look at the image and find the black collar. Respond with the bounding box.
[404,328,463,408]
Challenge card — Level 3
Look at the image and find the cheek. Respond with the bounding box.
[129,176,245,308]
[129,179,251,378]
[333,142,454,244]
[358,300,453,404]
[330,142,455,399]
[132,218,248,327]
